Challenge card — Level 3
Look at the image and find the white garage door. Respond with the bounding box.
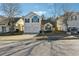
[24,23,40,33]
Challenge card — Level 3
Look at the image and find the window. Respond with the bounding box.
[71,16,77,20]
[32,16,39,22]
[25,18,30,23]
[2,26,6,32]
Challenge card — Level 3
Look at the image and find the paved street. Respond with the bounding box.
[30,38,79,56]
[0,35,79,56]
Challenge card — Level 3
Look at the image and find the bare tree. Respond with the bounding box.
[48,4,57,20]
[48,3,73,31]
[1,3,21,32]
[48,3,65,21]
[62,4,73,31]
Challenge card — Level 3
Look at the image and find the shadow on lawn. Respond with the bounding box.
[36,31,67,37]
[0,31,24,36]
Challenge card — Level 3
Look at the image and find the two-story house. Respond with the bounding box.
[56,12,79,31]
[0,16,9,33]
[67,12,79,29]
[0,16,24,33]
[24,12,42,33]
[56,16,66,31]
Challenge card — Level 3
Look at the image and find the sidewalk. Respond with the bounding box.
[0,34,37,41]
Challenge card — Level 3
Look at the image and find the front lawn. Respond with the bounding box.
[0,31,24,36]
[37,31,67,36]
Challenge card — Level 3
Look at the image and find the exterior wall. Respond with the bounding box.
[0,25,9,33]
[67,14,79,29]
[24,12,42,33]
[67,19,79,28]
[15,18,24,31]
[6,26,9,32]
[56,17,66,31]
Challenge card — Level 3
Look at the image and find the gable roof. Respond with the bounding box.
[28,11,43,16]
[25,12,41,19]
[0,16,24,25]
[41,20,55,25]
[0,16,7,22]
[13,17,21,23]
[0,16,8,25]
[8,17,24,22]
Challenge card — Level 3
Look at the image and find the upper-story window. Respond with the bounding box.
[32,16,39,22]
[71,16,77,20]
[25,18,30,23]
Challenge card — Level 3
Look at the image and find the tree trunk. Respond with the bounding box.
[64,18,68,31]
[9,18,15,33]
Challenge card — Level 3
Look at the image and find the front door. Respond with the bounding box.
[45,24,52,31]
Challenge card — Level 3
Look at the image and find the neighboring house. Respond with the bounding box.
[67,12,79,30]
[14,17,24,32]
[24,12,42,33]
[0,16,24,33]
[56,12,79,31]
[0,16,9,33]
[56,16,66,31]
[41,20,55,32]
